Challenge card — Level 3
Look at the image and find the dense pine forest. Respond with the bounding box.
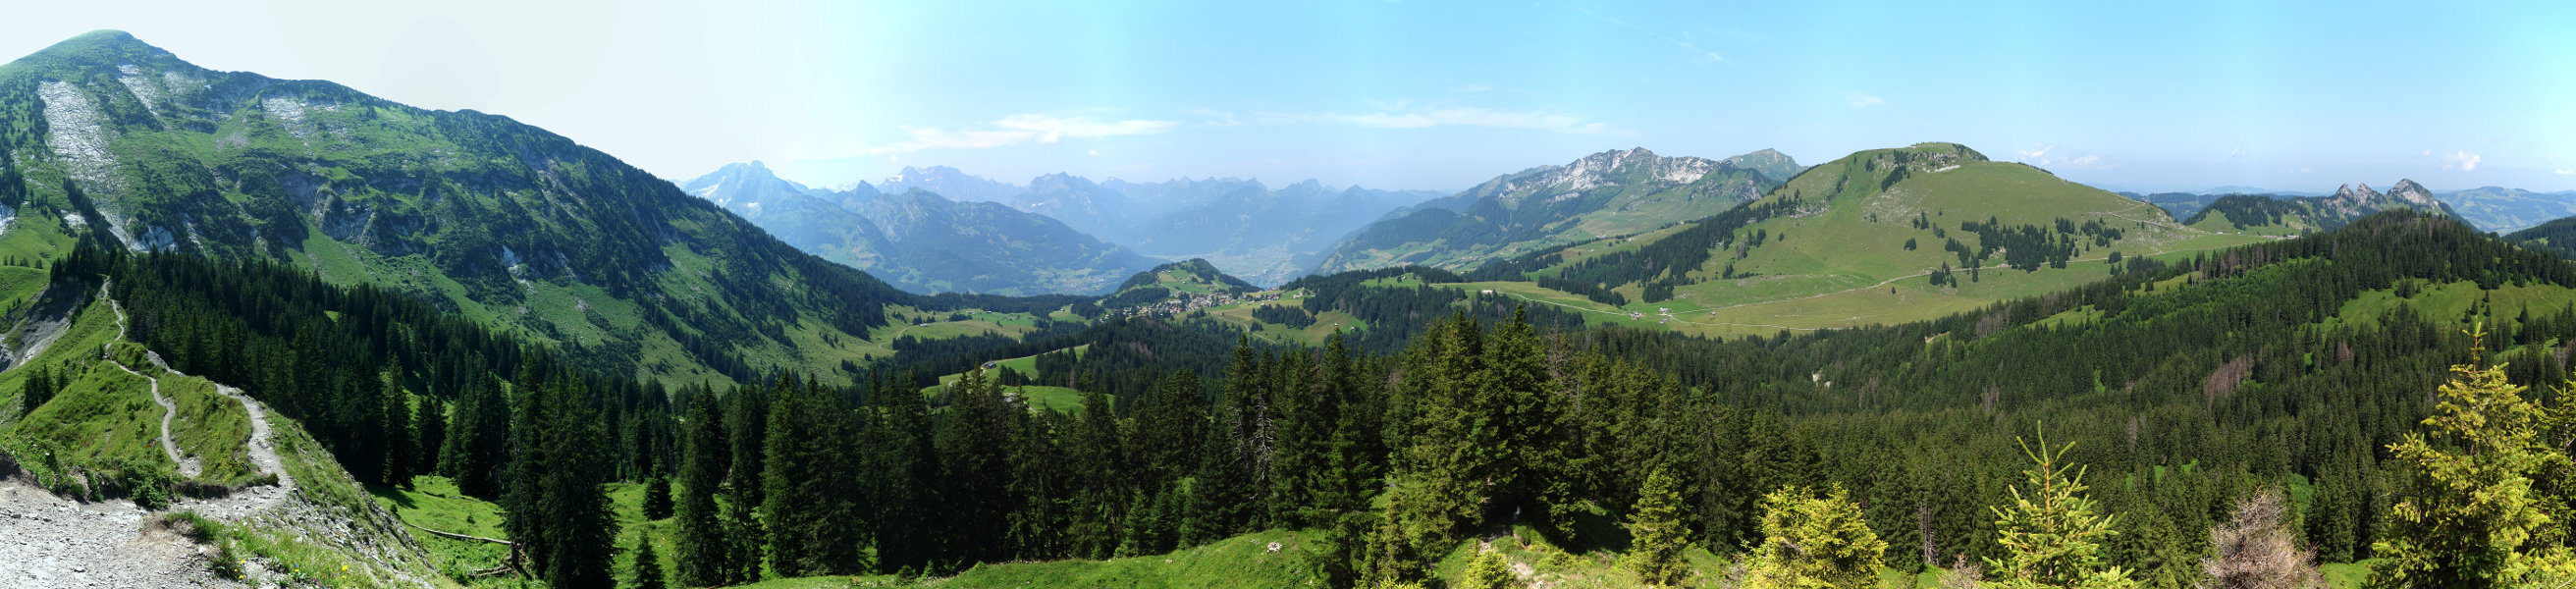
[22,210,2576,588]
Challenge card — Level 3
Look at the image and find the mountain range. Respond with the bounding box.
[682,162,1159,295]
[2133,183,2576,234]
[755,165,1444,287]
[1303,146,1802,275]
[2180,180,2464,236]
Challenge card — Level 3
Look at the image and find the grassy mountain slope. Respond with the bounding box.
[0,30,988,385]
[1309,147,1794,275]
[1476,142,2271,337]
[686,162,1161,295]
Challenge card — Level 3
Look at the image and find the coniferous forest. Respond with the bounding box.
[32,210,2576,587]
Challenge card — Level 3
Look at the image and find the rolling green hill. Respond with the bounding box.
[0,30,1014,385]
[2434,186,2576,233]
[1307,147,1797,275]
[1470,142,2272,337]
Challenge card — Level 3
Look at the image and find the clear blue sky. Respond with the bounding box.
[13,1,2576,192]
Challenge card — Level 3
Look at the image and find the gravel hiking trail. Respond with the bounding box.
[1,286,300,588]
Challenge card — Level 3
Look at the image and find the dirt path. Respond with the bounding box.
[106,358,200,478]
[0,288,299,588]
[0,482,235,589]
[100,283,203,478]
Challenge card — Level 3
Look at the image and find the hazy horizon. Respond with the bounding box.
[13,1,2574,194]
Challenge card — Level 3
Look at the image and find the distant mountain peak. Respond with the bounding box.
[2388,179,2438,205]
[1719,148,1805,183]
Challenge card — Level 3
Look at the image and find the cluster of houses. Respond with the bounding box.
[1108,289,1307,318]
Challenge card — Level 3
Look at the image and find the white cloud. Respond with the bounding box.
[2298,168,2315,173]
[2557,168,2574,176]
[860,114,1175,154]
[1087,149,1100,156]
[1845,91,1884,108]
[2441,150,2482,171]
[2225,147,2246,162]
[1275,106,1619,134]
[2011,144,2115,170]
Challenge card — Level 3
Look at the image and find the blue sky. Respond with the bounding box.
[15,1,2576,192]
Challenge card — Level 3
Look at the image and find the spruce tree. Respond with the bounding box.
[935,367,1017,566]
[382,368,416,488]
[1626,468,1690,587]
[1986,430,2136,589]
[1184,390,1251,546]
[536,374,618,589]
[863,371,936,574]
[2373,330,2576,586]
[723,383,772,581]
[629,535,665,589]
[672,386,735,587]
[413,393,446,479]
[1746,485,1886,589]
[762,377,862,575]
[1063,386,1125,560]
[641,475,672,520]
[440,372,510,498]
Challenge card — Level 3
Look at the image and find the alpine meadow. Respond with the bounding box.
[9,3,2576,589]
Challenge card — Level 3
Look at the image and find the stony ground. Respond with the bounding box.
[0,479,242,589]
